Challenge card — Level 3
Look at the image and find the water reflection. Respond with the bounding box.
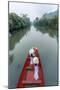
[35,26,58,39]
[9,27,30,65]
[9,27,31,50]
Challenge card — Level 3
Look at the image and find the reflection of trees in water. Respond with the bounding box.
[9,50,14,65]
[9,54,13,65]
[35,26,58,39]
[9,27,31,50]
[9,25,58,65]
[9,27,30,65]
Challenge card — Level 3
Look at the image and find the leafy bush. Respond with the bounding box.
[9,13,31,34]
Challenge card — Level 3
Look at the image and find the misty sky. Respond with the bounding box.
[9,2,58,21]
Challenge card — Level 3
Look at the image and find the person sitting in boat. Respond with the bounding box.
[33,57,39,80]
[29,48,35,64]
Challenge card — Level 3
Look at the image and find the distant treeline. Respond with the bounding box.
[33,15,58,30]
[9,13,31,34]
[9,11,58,34]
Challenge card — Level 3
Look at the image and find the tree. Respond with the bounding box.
[9,13,31,34]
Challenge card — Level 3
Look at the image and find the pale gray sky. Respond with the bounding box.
[9,2,58,21]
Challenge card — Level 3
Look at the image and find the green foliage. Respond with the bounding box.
[9,13,31,34]
[33,15,58,30]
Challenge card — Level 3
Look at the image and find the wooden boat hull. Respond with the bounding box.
[16,48,45,88]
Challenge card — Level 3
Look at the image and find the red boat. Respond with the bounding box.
[16,48,45,88]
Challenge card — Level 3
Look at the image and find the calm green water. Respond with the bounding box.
[8,26,58,88]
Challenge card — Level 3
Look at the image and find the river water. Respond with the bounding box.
[8,26,58,88]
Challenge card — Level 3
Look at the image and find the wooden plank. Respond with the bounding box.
[22,80,42,85]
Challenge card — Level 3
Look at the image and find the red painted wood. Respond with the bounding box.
[16,48,45,88]
[22,80,42,84]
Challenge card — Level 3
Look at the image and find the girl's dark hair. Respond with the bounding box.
[31,54,34,58]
